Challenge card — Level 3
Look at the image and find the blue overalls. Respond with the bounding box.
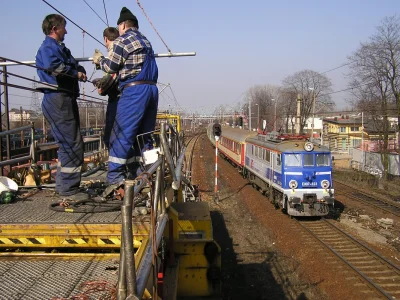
[107,31,158,184]
[36,37,85,196]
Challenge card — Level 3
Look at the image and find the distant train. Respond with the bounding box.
[207,125,335,217]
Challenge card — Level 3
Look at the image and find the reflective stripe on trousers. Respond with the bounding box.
[42,93,84,195]
[106,84,158,184]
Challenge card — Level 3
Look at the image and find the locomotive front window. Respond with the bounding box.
[316,154,330,166]
[303,154,314,167]
[285,154,302,167]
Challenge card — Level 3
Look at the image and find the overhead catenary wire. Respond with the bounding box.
[42,0,105,47]
[82,0,108,26]
[136,0,172,53]
[102,0,109,26]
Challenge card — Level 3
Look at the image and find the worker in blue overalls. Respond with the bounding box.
[36,14,88,200]
[93,7,158,189]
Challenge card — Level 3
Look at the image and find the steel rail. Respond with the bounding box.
[296,218,399,299]
[333,180,400,217]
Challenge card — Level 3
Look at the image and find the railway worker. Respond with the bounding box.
[36,14,88,200]
[92,27,120,149]
[92,7,159,187]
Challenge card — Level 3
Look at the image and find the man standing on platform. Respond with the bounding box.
[93,7,159,188]
[36,14,88,200]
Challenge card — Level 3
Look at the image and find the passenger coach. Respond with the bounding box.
[207,125,256,172]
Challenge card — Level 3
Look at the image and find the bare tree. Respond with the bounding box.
[282,70,334,130]
[348,32,395,180]
[370,16,400,150]
[242,84,281,131]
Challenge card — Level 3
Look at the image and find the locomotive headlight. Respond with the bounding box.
[289,180,298,189]
[321,180,330,189]
[304,142,314,152]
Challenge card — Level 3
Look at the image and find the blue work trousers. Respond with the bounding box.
[42,92,84,195]
[107,84,158,184]
[103,100,118,149]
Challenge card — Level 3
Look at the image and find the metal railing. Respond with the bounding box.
[117,122,189,300]
[0,123,36,170]
[0,122,106,175]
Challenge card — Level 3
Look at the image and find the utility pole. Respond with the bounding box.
[309,88,316,138]
[248,98,252,131]
[2,65,11,161]
[295,94,301,134]
[361,111,364,170]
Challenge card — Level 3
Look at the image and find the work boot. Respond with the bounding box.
[102,181,125,199]
[61,192,89,201]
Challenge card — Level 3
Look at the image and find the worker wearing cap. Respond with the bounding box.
[93,7,158,186]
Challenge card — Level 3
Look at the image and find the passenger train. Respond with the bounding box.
[207,125,335,216]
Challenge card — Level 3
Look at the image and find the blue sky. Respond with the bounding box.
[1,0,399,114]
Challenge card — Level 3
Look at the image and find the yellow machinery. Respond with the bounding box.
[164,202,221,298]
[156,113,182,133]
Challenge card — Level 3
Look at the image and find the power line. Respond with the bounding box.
[319,62,351,75]
[102,0,109,26]
[42,0,105,47]
[136,0,171,53]
[82,0,108,26]
[6,71,104,102]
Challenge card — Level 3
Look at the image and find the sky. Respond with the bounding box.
[1,0,400,114]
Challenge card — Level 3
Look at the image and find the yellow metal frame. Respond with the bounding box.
[156,113,181,132]
[0,222,149,249]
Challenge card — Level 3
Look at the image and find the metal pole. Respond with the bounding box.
[0,53,197,66]
[2,66,11,160]
[362,112,364,170]
[249,98,252,131]
[312,91,316,138]
[121,180,138,298]
[0,65,3,175]
[257,104,259,131]
[274,100,277,131]
[215,136,219,202]
[296,95,301,134]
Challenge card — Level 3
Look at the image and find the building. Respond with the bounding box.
[9,108,35,122]
[323,115,398,153]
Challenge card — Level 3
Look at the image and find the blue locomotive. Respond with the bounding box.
[208,125,335,217]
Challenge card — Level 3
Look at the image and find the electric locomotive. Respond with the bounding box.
[244,132,334,216]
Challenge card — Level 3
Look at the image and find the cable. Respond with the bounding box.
[82,0,108,26]
[42,0,105,47]
[136,0,172,53]
[0,81,105,105]
[102,0,109,26]
[319,62,351,75]
[6,71,104,102]
[0,56,95,85]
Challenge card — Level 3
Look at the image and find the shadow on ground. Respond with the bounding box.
[211,210,289,300]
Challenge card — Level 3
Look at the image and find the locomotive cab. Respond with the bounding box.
[282,142,334,216]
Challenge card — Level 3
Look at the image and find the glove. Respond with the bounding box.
[92,49,104,65]
[92,78,102,87]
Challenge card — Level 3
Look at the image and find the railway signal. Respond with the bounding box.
[213,123,222,202]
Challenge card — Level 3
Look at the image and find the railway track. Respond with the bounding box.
[184,131,203,177]
[334,180,400,217]
[297,218,400,299]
